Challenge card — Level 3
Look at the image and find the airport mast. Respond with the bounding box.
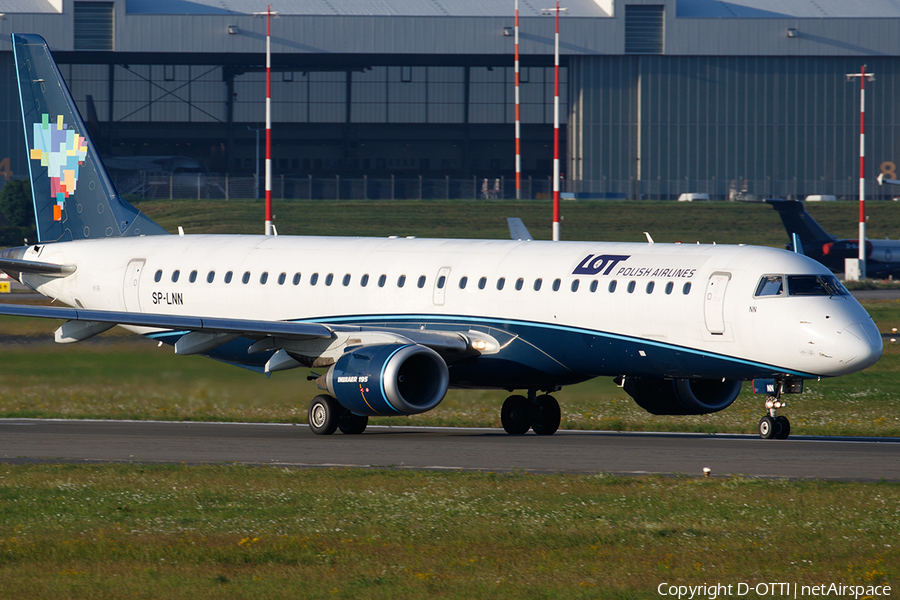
[846,65,875,279]
[542,2,566,241]
[514,0,521,200]
[255,5,278,236]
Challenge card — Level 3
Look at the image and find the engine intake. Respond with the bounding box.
[324,344,449,416]
[622,377,742,415]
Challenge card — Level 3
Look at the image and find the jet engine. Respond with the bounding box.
[323,343,449,416]
[622,377,742,415]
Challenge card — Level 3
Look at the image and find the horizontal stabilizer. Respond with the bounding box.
[0,257,76,278]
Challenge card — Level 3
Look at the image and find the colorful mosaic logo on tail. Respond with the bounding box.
[29,114,88,221]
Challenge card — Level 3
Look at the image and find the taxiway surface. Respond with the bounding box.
[1,419,897,480]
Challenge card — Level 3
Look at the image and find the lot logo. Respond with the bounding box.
[29,113,88,221]
[572,254,630,276]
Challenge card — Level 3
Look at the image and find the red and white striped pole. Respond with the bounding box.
[264,4,273,236]
[543,2,566,240]
[514,0,521,200]
[847,65,875,278]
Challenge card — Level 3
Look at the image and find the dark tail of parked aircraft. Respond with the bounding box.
[12,33,168,243]
[762,199,835,249]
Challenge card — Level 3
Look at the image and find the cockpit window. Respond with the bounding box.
[755,275,783,297]
[788,275,850,297]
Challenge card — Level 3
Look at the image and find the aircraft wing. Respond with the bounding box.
[0,303,333,341]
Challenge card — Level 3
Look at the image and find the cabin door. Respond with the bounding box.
[703,272,731,334]
[123,259,145,312]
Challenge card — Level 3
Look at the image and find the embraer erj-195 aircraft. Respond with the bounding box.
[0,34,883,440]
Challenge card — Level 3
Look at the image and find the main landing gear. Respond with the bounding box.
[308,394,369,435]
[758,389,791,440]
[501,391,561,435]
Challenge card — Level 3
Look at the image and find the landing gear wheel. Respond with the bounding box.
[531,395,561,436]
[338,410,368,435]
[501,395,532,435]
[758,415,776,440]
[774,415,791,440]
[308,394,340,435]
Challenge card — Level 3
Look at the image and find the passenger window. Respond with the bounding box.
[189,270,198,283]
[292,273,301,285]
[224,271,233,284]
[590,280,598,293]
[533,278,542,291]
[378,274,387,287]
[343,274,351,286]
[478,277,487,290]
[627,281,636,293]
[278,272,286,285]
[665,281,674,295]
[154,269,162,282]
[242,271,250,284]
[417,276,426,289]
[515,278,524,291]
[459,276,468,289]
[207,271,215,283]
[646,281,654,294]
[683,282,692,295]
[608,280,617,293]
[171,270,180,283]
[497,277,506,290]
[259,272,268,285]
[552,279,561,292]
[437,276,445,289]
[310,273,319,286]
[360,274,369,287]
[398,275,406,288]
[756,275,784,297]
[325,273,334,286]
[571,280,579,292]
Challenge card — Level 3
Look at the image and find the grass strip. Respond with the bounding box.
[0,464,896,599]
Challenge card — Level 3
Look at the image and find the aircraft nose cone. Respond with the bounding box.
[836,321,883,373]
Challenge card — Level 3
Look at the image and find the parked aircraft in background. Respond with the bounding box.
[761,199,900,279]
[0,34,883,440]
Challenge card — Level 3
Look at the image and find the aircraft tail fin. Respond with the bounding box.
[763,199,835,248]
[12,33,168,243]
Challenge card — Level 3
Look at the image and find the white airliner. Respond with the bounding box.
[0,34,883,440]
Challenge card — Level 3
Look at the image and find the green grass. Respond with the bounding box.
[135,198,900,248]
[0,464,896,599]
[0,298,898,436]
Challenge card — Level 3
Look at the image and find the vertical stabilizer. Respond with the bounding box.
[12,33,168,242]
[763,199,835,247]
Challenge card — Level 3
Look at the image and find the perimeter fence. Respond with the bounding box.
[110,172,900,202]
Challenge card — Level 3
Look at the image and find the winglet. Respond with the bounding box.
[507,217,532,241]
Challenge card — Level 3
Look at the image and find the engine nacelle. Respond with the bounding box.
[622,377,742,415]
[324,343,449,416]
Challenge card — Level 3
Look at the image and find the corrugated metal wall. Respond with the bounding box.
[569,55,900,198]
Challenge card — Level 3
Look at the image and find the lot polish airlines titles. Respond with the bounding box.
[573,254,697,279]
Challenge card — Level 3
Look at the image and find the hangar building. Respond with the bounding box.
[1,0,899,200]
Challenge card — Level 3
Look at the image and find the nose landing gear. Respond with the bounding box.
[758,383,791,440]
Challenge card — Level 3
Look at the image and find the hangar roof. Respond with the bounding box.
[677,0,900,18]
